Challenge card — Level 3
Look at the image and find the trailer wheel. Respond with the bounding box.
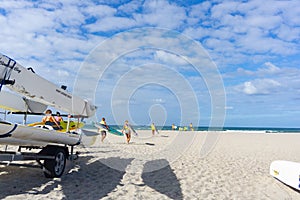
[43,148,66,178]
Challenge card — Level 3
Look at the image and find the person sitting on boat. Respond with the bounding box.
[42,109,62,130]
[55,112,63,125]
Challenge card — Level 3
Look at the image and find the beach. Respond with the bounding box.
[1,130,300,199]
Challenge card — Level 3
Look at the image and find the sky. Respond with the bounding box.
[0,0,300,128]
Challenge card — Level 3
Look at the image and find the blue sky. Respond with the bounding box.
[0,0,300,127]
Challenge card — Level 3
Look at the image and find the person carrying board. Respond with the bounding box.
[99,117,108,142]
[122,120,131,144]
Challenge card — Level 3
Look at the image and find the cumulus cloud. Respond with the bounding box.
[183,0,300,68]
[1,0,299,73]
[236,79,281,95]
[229,61,300,97]
[228,62,284,78]
[134,0,186,29]
[1,0,300,126]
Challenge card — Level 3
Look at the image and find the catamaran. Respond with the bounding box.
[0,53,97,178]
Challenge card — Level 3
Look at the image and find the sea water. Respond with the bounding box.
[83,124,300,133]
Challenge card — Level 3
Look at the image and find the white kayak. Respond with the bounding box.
[270,160,300,191]
[0,120,81,146]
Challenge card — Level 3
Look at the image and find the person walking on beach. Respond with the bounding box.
[189,123,194,131]
[100,117,108,142]
[172,124,176,130]
[122,120,131,144]
[151,122,157,135]
[42,109,61,130]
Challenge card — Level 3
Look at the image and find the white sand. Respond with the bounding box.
[1,131,300,199]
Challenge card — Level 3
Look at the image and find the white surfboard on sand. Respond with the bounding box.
[0,53,96,117]
[270,160,300,191]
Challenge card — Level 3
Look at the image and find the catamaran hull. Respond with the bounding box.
[0,122,81,146]
[0,53,96,117]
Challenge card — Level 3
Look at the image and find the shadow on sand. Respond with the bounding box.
[59,156,133,199]
[142,159,183,200]
[0,156,133,200]
[0,162,49,199]
[0,157,183,199]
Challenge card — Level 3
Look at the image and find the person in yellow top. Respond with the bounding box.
[122,120,131,144]
[189,123,194,131]
[42,109,61,130]
[172,124,175,130]
[151,123,157,135]
[100,117,108,142]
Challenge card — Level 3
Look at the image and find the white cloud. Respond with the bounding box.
[189,1,212,20]
[276,24,300,42]
[83,4,116,18]
[228,62,284,78]
[134,0,186,29]
[1,0,32,10]
[84,0,187,32]
[204,38,234,52]
[259,62,281,74]
[183,0,300,68]
[85,16,137,32]
[118,0,141,14]
[1,0,299,74]
[1,0,300,126]
[210,1,240,19]
[154,50,188,65]
[236,79,281,95]
[183,27,211,40]
[227,61,300,113]
[250,15,280,29]
[242,81,257,95]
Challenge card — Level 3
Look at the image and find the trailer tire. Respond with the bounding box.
[43,148,66,178]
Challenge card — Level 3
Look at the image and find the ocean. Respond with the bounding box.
[4,116,299,134]
[3,114,299,133]
[83,124,300,133]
